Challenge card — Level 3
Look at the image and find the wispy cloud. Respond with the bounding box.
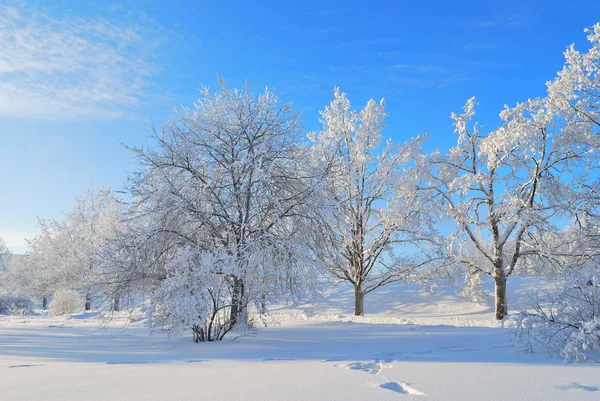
[305,8,350,16]
[0,4,161,120]
[451,57,516,69]
[466,16,523,28]
[321,63,467,91]
[303,25,345,35]
[392,64,448,74]
[464,42,500,51]
[389,64,467,89]
[366,37,405,45]
[368,51,403,58]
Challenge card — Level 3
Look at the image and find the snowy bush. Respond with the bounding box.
[0,296,34,315]
[149,229,316,343]
[459,271,487,304]
[515,271,600,362]
[50,289,82,316]
[150,249,239,342]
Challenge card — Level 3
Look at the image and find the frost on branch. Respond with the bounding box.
[515,269,600,362]
[150,249,237,342]
[547,22,600,141]
[123,80,320,341]
[149,235,313,341]
[459,270,486,304]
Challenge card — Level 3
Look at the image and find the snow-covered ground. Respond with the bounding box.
[1,278,599,401]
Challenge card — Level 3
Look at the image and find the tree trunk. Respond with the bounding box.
[230,278,239,324]
[192,324,204,343]
[354,284,364,316]
[113,297,120,312]
[238,280,248,326]
[260,293,267,314]
[85,290,91,311]
[494,274,507,320]
[230,277,245,325]
[42,296,47,310]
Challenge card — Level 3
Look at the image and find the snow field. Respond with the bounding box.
[1,278,599,401]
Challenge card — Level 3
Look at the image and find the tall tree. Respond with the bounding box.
[309,88,436,316]
[419,91,599,320]
[0,238,10,270]
[125,80,319,339]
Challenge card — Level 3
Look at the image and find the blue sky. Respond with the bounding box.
[1,0,598,252]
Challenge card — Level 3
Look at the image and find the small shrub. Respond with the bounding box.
[0,296,34,315]
[515,271,600,362]
[150,250,238,342]
[50,289,82,316]
[459,272,487,304]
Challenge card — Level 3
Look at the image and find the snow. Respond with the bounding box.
[1,278,599,401]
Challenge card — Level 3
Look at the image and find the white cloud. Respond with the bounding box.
[0,4,160,120]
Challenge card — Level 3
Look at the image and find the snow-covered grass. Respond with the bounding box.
[1,278,599,401]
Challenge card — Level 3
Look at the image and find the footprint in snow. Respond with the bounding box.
[338,361,426,395]
[379,381,426,396]
[343,361,388,374]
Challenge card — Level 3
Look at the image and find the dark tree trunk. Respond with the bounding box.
[494,274,507,320]
[260,293,267,314]
[354,284,364,316]
[42,296,47,310]
[192,324,204,343]
[230,278,239,324]
[85,290,91,311]
[113,297,120,312]
[229,277,245,325]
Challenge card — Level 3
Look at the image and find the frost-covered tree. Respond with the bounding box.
[25,186,122,309]
[420,86,599,319]
[0,238,13,296]
[418,24,600,320]
[0,238,10,270]
[547,23,600,134]
[1,255,37,300]
[22,227,66,308]
[516,20,600,355]
[309,88,437,316]
[125,81,319,340]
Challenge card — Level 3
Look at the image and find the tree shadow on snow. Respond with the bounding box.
[0,320,561,366]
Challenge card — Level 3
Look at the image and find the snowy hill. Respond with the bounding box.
[272,276,544,327]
